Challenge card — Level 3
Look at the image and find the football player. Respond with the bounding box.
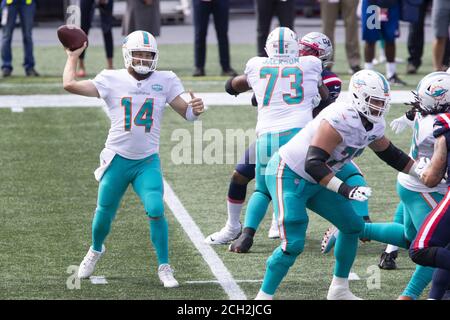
[322,72,450,299]
[255,70,421,300]
[409,73,450,300]
[209,27,329,254]
[62,31,204,287]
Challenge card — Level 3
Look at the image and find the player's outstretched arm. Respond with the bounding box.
[369,136,418,176]
[170,91,204,121]
[62,42,99,97]
[420,135,447,187]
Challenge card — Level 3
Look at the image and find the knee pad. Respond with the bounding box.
[144,192,164,219]
[409,247,438,267]
[339,215,365,235]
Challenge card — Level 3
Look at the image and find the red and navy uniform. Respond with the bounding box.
[410,114,450,297]
[313,69,342,118]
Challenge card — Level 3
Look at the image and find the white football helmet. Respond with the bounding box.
[416,72,450,114]
[349,70,391,123]
[299,32,333,68]
[122,30,158,74]
[265,27,298,59]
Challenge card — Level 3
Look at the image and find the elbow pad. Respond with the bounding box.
[305,146,333,183]
[225,77,240,96]
[375,142,411,172]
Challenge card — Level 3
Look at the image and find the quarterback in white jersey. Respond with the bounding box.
[62,31,204,287]
[255,70,420,300]
[222,27,330,254]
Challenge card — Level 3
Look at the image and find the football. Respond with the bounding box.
[57,25,88,51]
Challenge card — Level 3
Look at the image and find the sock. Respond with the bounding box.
[334,232,359,278]
[402,265,434,299]
[92,209,115,252]
[385,244,399,253]
[243,191,271,230]
[226,200,244,230]
[362,223,409,249]
[227,181,248,229]
[365,62,374,70]
[149,217,169,265]
[331,275,349,288]
[386,62,396,79]
[430,269,450,300]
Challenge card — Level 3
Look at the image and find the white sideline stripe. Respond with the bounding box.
[163,180,247,300]
[0,91,415,108]
[186,280,262,284]
[10,106,24,112]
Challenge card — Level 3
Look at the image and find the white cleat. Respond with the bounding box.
[327,285,363,300]
[158,264,179,288]
[255,290,273,300]
[77,245,105,279]
[268,219,280,239]
[205,225,241,245]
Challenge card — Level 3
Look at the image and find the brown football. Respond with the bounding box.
[57,25,88,51]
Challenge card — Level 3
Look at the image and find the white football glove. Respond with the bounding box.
[390,114,414,134]
[414,157,431,179]
[348,186,372,202]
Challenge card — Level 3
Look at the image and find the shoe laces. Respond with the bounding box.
[159,264,175,278]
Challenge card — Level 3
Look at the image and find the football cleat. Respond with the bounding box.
[255,290,273,300]
[378,251,398,270]
[229,231,254,253]
[158,264,179,288]
[78,245,105,279]
[321,226,339,254]
[205,224,241,245]
[327,285,363,300]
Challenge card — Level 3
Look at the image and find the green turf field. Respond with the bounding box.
[0,43,438,300]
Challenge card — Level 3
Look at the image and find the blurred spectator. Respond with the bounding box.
[192,0,236,77]
[406,0,431,74]
[361,0,406,85]
[1,0,39,77]
[431,0,450,71]
[256,0,295,57]
[320,0,361,74]
[122,0,161,37]
[77,0,114,78]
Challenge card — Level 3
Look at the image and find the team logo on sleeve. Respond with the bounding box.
[152,84,163,92]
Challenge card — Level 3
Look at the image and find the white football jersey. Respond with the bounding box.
[397,113,447,194]
[92,69,184,160]
[279,101,385,183]
[245,55,322,136]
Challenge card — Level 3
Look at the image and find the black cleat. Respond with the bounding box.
[229,228,255,253]
[379,251,398,270]
[388,73,407,86]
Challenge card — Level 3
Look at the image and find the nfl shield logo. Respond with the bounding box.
[137,83,141,88]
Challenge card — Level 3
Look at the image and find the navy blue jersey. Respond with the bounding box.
[313,69,342,118]
[433,114,450,185]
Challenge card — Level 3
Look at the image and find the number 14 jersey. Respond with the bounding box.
[245,55,323,137]
[91,69,184,160]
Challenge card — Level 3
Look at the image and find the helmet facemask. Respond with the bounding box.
[124,49,158,74]
[299,41,332,68]
[355,94,390,123]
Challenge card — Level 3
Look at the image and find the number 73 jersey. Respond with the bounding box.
[245,55,323,136]
[91,69,184,160]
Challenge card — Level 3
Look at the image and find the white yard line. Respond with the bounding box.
[163,180,247,300]
[0,91,415,109]
[186,280,263,284]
